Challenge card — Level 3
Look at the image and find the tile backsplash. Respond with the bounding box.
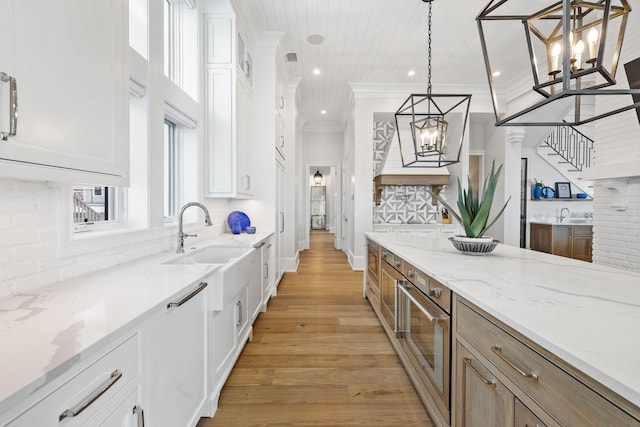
[373,185,437,224]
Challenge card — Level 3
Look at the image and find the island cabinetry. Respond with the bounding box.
[147,281,208,427]
[3,333,141,427]
[453,297,639,427]
[455,342,515,427]
[0,0,127,185]
[365,239,380,308]
[530,223,592,262]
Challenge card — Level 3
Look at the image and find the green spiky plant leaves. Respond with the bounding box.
[430,161,511,239]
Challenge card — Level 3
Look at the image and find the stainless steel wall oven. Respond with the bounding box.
[380,251,452,421]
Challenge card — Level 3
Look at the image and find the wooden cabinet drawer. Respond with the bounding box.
[8,333,139,427]
[457,301,638,427]
[515,398,547,427]
[381,248,403,271]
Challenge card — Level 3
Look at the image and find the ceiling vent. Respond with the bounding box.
[285,52,298,62]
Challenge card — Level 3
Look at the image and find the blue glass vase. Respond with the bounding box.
[533,186,542,199]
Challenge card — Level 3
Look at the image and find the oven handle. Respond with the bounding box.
[394,279,402,334]
[397,283,442,324]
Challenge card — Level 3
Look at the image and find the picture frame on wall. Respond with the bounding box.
[555,182,572,199]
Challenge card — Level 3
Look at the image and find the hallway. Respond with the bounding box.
[197,231,433,426]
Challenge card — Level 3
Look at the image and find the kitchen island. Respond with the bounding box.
[365,231,640,426]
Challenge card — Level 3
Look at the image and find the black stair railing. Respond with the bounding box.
[543,125,595,172]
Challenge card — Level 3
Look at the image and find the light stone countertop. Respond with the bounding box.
[0,232,272,415]
[366,231,640,408]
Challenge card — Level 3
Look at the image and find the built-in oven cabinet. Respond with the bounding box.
[379,258,403,332]
[453,296,640,427]
[396,281,450,419]
[365,239,381,308]
[368,243,452,427]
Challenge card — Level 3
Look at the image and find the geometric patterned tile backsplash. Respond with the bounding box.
[373,185,438,224]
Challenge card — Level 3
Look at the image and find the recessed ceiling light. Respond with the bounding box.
[492,70,501,77]
[320,110,327,115]
[307,34,325,45]
[408,70,416,77]
[313,68,321,76]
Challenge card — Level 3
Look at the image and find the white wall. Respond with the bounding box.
[589,9,640,272]
[0,178,231,297]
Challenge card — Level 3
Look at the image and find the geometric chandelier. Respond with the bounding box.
[395,0,472,167]
[477,0,640,126]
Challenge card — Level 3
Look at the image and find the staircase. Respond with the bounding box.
[535,125,595,197]
[73,193,103,223]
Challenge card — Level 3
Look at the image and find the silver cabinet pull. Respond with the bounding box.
[491,345,538,380]
[167,282,207,309]
[59,369,122,421]
[0,72,17,141]
[407,269,415,278]
[133,405,145,427]
[393,279,402,334]
[280,212,284,233]
[463,357,496,387]
[236,300,243,327]
[264,263,269,279]
[253,241,266,248]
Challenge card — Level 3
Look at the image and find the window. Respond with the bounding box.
[164,0,198,99]
[163,111,197,224]
[164,119,179,218]
[72,186,117,230]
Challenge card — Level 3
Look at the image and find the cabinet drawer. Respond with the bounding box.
[456,301,638,427]
[515,398,547,427]
[8,333,139,427]
[381,248,403,271]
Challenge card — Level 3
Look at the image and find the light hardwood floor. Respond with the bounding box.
[197,231,434,426]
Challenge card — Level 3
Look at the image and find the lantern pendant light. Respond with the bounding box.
[313,170,323,186]
[395,0,472,168]
[477,0,639,126]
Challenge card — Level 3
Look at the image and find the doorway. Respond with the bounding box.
[306,164,341,250]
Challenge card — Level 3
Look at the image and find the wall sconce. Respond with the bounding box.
[477,0,640,126]
[313,170,323,186]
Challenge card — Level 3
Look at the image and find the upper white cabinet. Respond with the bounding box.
[0,0,128,185]
[204,14,253,198]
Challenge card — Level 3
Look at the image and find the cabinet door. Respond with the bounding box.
[148,282,208,427]
[529,224,552,253]
[92,387,145,427]
[571,226,592,262]
[276,160,286,283]
[236,80,253,196]
[0,0,127,183]
[551,226,571,258]
[455,343,514,427]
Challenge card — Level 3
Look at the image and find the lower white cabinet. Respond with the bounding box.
[3,333,140,427]
[261,237,274,307]
[146,281,208,427]
[89,387,145,427]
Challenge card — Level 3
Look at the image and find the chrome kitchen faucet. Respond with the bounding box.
[177,202,213,253]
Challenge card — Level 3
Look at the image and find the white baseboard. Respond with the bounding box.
[348,250,365,271]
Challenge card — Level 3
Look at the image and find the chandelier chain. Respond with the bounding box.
[427,0,432,94]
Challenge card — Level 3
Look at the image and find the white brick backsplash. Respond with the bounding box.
[590,9,640,272]
[0,178,231,298]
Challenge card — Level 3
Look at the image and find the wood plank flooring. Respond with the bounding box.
[197,231,434,427]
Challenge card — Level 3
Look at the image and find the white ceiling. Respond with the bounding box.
[233,0,495,129]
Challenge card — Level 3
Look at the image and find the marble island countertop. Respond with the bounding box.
[529,219,593,226]
[0,232,271,414]
[366,231,640,408]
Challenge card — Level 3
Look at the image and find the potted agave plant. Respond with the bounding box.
[431,161,511,254]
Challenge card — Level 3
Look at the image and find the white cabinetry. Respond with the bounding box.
[261,237,274,306]
[2,333,141,427]
[204,14,253,198]
[276,159,286,284]
[206,247,261,416]
[147,282,208,427]
[0,0,127,185]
